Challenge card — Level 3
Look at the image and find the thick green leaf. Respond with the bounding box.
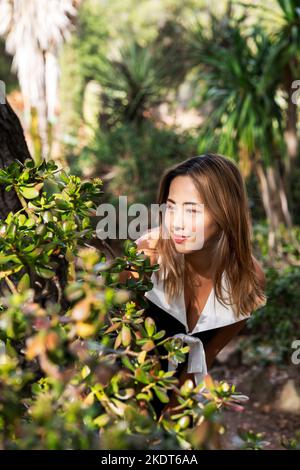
[19,184,43,200]
[35,266,55,279]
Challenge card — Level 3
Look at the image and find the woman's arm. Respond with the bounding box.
[203,318,247,369]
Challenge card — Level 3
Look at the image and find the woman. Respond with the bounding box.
[123,153,266,418]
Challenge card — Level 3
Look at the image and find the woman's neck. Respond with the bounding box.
[184,239,219,279]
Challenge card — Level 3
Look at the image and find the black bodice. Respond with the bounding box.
[142,298,223,417]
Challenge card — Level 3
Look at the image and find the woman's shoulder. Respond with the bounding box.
[135,227,160,265]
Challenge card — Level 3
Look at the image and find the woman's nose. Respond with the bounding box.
[173,207,185,229]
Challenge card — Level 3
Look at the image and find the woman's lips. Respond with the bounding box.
[172,234,190,244]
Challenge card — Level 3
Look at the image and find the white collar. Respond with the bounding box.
[144,262,250,335]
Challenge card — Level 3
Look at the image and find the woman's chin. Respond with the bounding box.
[173,236,203,253]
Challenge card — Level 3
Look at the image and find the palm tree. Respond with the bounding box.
[186,9,293,253]
[243,0,300,218]
[0,0,80,163]
[92,35,189,130]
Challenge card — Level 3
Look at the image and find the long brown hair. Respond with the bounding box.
[154,153,266,318]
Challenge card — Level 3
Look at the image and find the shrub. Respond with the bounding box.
[242,265,300,365]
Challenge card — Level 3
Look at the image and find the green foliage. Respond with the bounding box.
[60,1,190,148]
[58,0,109,151]
[75,0,109,83]
[84,38,184,128]
[74,120,197,205]
[245,0,300,70]
[0,159,102,295]
[0,39,18,93]
[235,428,270,450]
[74,0,202,51]
[187,11,285,166]
[253,222,300,262]
[242,264,300,364]
[281,430,300,450]
[58,39,85,148]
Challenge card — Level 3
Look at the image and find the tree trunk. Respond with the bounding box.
[255,158,292,256]
[0,99,32,219]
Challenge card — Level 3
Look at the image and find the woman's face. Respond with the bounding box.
[163,175,220,253]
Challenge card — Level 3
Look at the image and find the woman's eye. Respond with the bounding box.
[186,208,197,214]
